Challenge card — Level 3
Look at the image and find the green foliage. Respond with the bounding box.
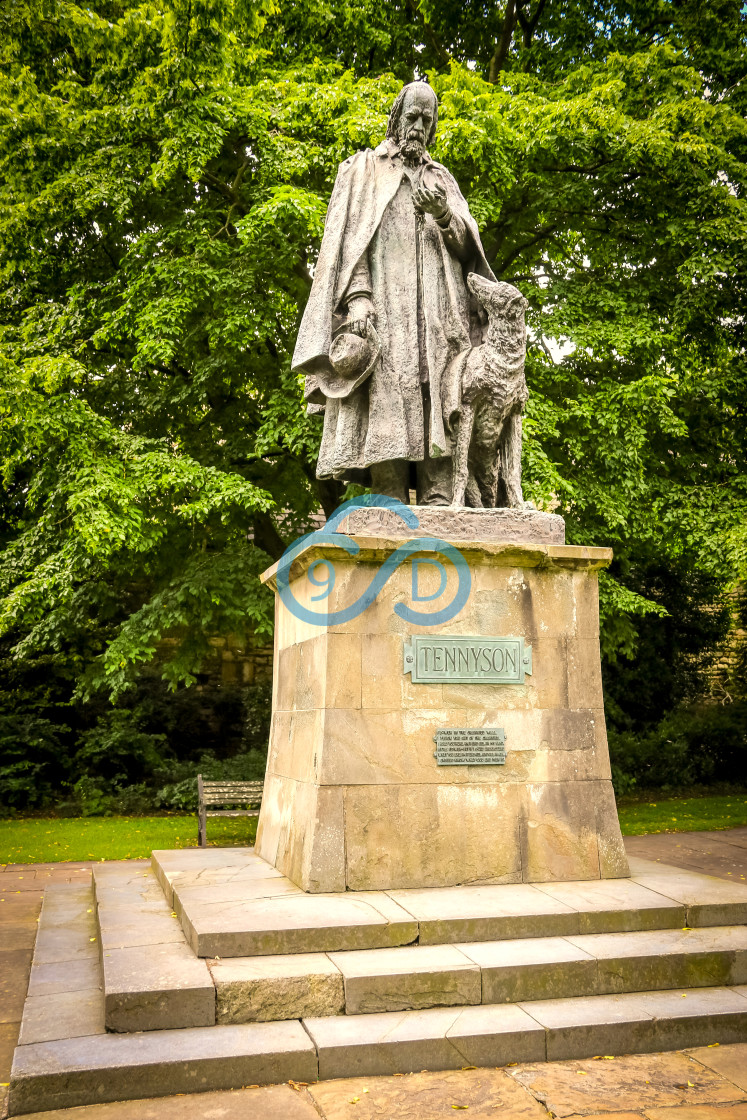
[0,0,745,794]
[610,701,747,794]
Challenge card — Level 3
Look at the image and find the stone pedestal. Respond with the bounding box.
[255,510,629,892]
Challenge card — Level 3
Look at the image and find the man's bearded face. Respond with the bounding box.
[397,88,436,162]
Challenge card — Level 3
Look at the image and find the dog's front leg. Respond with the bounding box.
[451,400,475,507]
[501,409,524,508]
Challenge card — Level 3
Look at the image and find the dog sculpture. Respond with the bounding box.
[451,273,529,508]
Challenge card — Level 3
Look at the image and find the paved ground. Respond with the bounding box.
[625,828,747,884]
[1,831,745,1120]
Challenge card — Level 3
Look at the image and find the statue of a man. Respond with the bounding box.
[292,81,495,505]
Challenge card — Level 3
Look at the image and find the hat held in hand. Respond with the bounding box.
[322,320,381,399]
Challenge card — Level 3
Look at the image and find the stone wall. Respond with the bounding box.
[703,588,746,703]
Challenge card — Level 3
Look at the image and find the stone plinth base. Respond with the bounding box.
[256,526,628,892]
[336,504,565,544]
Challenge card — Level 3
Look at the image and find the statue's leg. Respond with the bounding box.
[451,401,475,507]
[501,410,524,508]
[416,456,452,506]
[370,459,410,504]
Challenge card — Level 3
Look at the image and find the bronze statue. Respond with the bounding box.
[292,81,528,508]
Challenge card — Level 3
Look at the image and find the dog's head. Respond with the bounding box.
[467,274,528,323]
[468,274,527,368]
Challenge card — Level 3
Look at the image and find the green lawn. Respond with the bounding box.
[617,793,747,836]
[1,794,746,864]
[0,815,257,864]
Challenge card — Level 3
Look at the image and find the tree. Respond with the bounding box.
[1,0,745,803]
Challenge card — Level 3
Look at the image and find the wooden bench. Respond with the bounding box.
[197,776,264,848]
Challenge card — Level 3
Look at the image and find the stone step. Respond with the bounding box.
[9,1020,317,1116]
[93,863,215,1032]
[10,986,747,1115]
[210,925,747,1021]
[152,848,747,958]
[305,985,747,1079]
[93,866,747,1031]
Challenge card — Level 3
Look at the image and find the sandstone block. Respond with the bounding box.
[211,953,344,1022]
[342,783,523,890]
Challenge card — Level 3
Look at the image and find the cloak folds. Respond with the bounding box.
[292,140,495,480]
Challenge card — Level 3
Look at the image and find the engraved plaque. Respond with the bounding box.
[404,635,532,684]
[434,728,507,766]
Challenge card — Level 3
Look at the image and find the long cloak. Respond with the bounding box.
[292,140,494,479]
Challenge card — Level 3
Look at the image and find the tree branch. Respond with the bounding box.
[251,512,287,562]
[494,222,560,272]
[200,170,240,206]
[489,0,518,83]
[405,0,453,69]
[516,0,546,49]
[293,260,313,289]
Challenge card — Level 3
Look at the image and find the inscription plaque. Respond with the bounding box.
[434,728,507,766]
[404,635,532,684]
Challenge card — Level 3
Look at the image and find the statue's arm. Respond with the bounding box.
[433,209,472,263]
[342,251,374,336]
[344,252,372,305]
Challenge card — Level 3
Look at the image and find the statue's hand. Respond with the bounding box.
[413,180,450,223]
[346,295,375,337]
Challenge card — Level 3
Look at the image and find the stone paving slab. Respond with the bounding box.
[328,943,482,1014]
[625,828,747,884]
[687,1042,747,1092]
[18,990,104,1045]
[386,883,582,943]
[172,878,303,918]
[510,1049,746,1117]
[210,953,344,1023]
[28,889,98,969]
[26,957,100,1000]
[9,1021,317,1115]
[303,1006,468,1079]
[631,986,747,1052]
[567,926,747,994]
[308,1065,550,1119]
[11,1085,322,1120]
[532,878,688,933]
[151,848,280,906]
[645,1105,747,1120]
[626,860,747,926]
